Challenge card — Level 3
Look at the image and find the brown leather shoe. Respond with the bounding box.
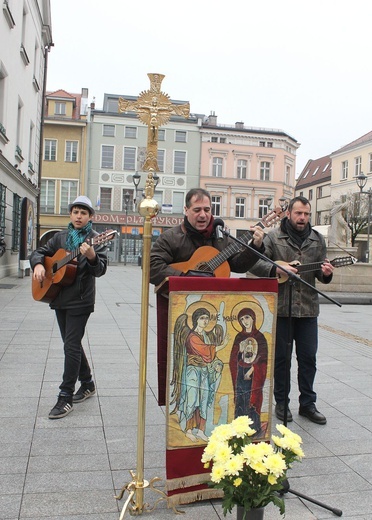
[299,405,327,425]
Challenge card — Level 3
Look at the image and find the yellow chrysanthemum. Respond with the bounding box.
[231,416,255,438]
[225,454,244,476]
[250,460,268,475]
[214,443,233,464]
[210,423,234,442]
[210,463,226,483]
[264,453,287,477]
[233,477,243,487]
[268,473,278,485]
[276,423,303,444]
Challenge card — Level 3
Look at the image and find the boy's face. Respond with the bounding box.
[69,206,91,229]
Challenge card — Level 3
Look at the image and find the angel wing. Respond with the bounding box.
[118,97,137,113]
[171,102,190,119]
[169,313,190,414]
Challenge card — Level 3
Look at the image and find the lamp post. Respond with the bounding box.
[355,173,372,263]
[123,191,130,265]
[132,172,141,206]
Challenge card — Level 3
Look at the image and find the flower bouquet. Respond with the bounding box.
[201,415,304,518]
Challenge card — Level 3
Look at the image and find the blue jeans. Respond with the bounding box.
[55,310,92,396]
[274,317,318,408]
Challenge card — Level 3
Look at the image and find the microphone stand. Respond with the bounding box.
[223,229,343,517]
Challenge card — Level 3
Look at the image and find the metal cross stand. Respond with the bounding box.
[114,74,189,518]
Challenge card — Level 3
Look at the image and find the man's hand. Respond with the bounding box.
[80,242,96,261]
[321,259,334,276]
[33,264,46,283]
[250,225,265,248]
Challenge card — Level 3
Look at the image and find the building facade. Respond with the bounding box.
[87,94,204,263]
[0,0,52,278]
[295,155,332,227]
[39,88,89,243]
[199,113,298,237]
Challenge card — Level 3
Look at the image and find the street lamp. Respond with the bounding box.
[355,173,372,263]
[123,191,130,265]
[132,172,141,206]
[279,196,288,211]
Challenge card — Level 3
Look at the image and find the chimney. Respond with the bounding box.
[208,111,217,126]
[235,121,244,130]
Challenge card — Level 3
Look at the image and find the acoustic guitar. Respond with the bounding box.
[276,256,357,284]
[32,229,116,304]
[171,205,288,278]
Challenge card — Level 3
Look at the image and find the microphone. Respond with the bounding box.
[213,218,225,242]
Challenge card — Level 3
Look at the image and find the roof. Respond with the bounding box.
[45,90,83,120]
[331,130,372,155]
[296,155,332,188]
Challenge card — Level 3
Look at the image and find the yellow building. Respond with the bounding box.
[40,89,89,243]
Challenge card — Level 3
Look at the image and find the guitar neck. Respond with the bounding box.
[204,223,266,272]
[295,261,323,274]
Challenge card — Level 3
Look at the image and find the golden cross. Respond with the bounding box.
[118,73,190,173]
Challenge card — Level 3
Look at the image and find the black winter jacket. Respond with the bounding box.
[30,229,107,310]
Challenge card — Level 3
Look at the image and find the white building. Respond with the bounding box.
[0,0,52,278]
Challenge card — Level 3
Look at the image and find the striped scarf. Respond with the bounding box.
[65,221,92,251]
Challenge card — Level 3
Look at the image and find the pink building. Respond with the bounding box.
[199,113,299,237]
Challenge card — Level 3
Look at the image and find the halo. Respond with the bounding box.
[185,301,218,332]
[230,300,264,332]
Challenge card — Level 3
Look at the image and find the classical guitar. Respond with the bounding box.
[32,229,117,304]
[276,256,357,284]
[171,205,288,278]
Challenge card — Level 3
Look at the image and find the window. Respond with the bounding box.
[316,211,321,225]
[173,191,184,213]
[101,145,114,169]
[259,198,270,219]
[103,124,115,137]
[44,139,56,161]
[175,131,187,143]
[157,149,165,172]
[123,147,136,170]
[211,137,218,143]
[158,129,165,141]
[40,180,56,213]
[65,141,78,162]
[211,196,221,216]
[267,142,273,148]
[212,157,223,177]
[355,156,362,176]
[259,141,266,147]
[61,181,78,214]
[219,137,226,143]
[237,159,247,179]
[317,186,323,198]
[341,161,348,180]
[369,153,372,173]
[100,187,112,211]
[235,197,245,218]
[285,165,290,185]
[125,126,137,138]
[12,194,21,251]
[260,161,270,181]
[308,189,313,201]
[174,151,186,173]
[55,102,66,115]
[0,183,6,233]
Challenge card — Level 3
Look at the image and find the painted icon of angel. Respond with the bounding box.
[170,304,229,443]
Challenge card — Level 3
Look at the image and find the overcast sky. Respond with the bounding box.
[47,0,372,175]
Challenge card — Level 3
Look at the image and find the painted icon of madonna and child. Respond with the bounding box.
[167,293,276,448]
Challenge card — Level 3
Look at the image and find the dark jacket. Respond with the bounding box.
[30,229,107,310]
[150,222,263,286]
[249,220,332,317]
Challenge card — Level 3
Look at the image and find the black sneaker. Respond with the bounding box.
[49,395,73,420]
[73,381,96,403]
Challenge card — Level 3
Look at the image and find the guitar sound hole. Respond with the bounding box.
[195,263,213,273]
